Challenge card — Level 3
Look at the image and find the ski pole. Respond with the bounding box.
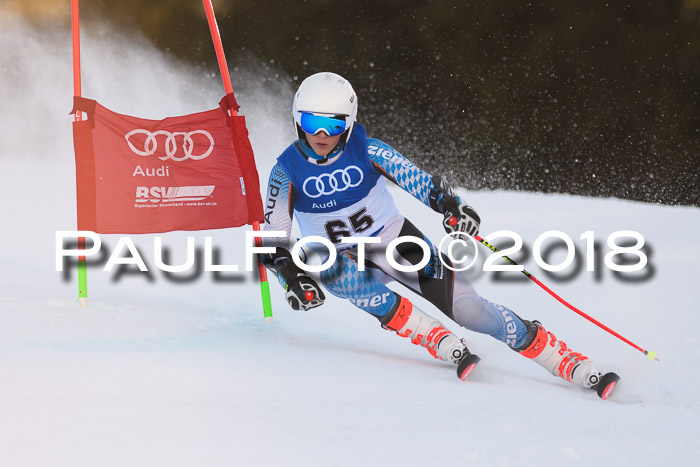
[473,234,659,361]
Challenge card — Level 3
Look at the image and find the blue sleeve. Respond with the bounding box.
[367,138,442,211]
[261,163,298,290]
[263,162,294,244]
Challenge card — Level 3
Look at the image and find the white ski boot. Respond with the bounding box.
[517,320,601,389]
[383,297,469,363]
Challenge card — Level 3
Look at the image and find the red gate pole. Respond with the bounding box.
[71,0,88,306]
[202,0,273,324]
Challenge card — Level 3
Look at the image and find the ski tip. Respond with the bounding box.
[264,316,274,325]
[596,372,621,400]
[456,354,481,381]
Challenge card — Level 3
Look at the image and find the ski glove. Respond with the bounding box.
[285,274,326,311]
[260,249,326,311]
[442,196,481,237]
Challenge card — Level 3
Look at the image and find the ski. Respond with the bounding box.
[595,372,620,400]
[456,353,481,381]
[456,360,620,401]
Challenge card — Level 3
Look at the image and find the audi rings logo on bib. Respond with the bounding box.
[125,129,215,162]
[302,166,364,198]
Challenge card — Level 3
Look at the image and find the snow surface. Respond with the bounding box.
[1,15,699,467]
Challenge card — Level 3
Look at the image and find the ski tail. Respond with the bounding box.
[595,372,620,400]
[456,354,481,381]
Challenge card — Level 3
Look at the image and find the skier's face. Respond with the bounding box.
[305,131,341,157]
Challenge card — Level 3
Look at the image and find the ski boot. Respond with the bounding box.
[382,297,479,379]
[516,320,611,393]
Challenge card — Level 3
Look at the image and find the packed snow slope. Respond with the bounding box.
[1,15,699,467]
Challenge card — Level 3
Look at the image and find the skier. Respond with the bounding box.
[261,71,613,394]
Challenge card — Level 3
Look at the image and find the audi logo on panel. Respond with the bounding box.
[302,166,364,198]
[125,129,215,161]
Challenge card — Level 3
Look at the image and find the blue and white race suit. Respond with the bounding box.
[263,124,528,348]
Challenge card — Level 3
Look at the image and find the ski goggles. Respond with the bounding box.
[299,112,348,137]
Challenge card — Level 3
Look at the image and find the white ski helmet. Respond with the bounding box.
[292,72,358,143]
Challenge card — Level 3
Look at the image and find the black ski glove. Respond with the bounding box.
[442,196,481,237]
[429,175,481,237]
[260,248,325,311]
[285,274,325,311]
